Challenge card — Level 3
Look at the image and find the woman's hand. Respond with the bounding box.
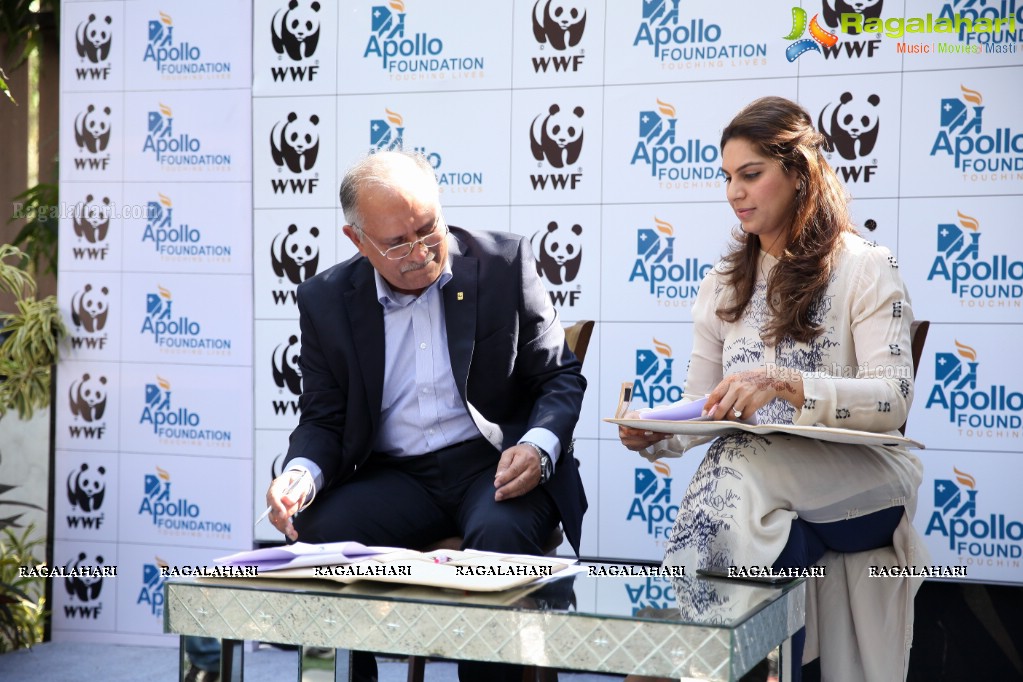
[704,366,805,421]
[617,410,671,452]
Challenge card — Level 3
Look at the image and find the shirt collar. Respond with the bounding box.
[373,255,453,308]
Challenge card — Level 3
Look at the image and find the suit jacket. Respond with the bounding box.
[285,226,588,554]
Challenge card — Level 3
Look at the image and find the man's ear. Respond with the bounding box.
[342,225,366,255]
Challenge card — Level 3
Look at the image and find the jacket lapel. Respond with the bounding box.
[444,248,477,402]
[345,261,385,431]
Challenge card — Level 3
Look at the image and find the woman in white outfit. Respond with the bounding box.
[618,96,927,682]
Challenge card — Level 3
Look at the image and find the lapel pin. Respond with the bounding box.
[457,292,464,301]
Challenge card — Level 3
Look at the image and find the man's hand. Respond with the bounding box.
[493,444,542,501]
[265,470,312,542]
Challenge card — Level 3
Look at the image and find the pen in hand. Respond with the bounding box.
[255,469,309,527]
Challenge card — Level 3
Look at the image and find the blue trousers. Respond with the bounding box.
[771,506,906,682]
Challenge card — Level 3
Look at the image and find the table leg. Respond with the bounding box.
[335,648,352,682]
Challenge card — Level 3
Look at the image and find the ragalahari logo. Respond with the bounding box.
[137,557,169,618]
[930,85,1023,177]
[927,211,1023,304]
[925,340,1022,435]
[628,217,711,304]
[925,467,1022,562]
[632,338,684,406]
[627,460,676,543]
[783,6,838,61]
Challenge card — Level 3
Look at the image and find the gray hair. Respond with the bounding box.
[338,150,439,235]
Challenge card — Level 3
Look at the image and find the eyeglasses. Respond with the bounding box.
[359,221,447,260]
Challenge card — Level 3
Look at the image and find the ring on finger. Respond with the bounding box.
[733,407,742,418]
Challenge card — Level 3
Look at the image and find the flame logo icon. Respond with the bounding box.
[654,217,673,237]
[385,108,403,126]
[159,12,172,27]
[158,193,172,208]
[957,211,979,232]
[960,85,982,106]
[656,99,676,118]
[389,0,405,11]
[156,466,171,482]
[653,461,671,477]
[156,375,171,391]
[953,467,976,489]
[954,340,977,362]
[653,338,672,357]
[158,103,172,118]
[158,285,172,301]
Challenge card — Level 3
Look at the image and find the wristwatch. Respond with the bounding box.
[523,442,553,485]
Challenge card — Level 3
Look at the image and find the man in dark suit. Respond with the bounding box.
[265,150,586,682]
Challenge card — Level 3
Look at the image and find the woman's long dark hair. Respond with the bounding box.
[716,96,856,345]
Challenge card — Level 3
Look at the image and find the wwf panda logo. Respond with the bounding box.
[271,0,321,60]
[65,552,105,602]
[73,194,111,244]
[530,104,585,168]
[271,224,320,284]
[821,0,884,32]
[74,104,112,154]
[532,0,586,50]
[68,373,108,423]
[272,334,302,396]
[530,221,582,285]
[270,112,320,173]
[71,284,110,333]
[75,14,112,63]
[818,92,881,161]
[67,463,106,513]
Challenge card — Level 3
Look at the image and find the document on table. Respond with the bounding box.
[214,541,403,571]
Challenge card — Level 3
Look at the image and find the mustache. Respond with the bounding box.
[400,250,436,274]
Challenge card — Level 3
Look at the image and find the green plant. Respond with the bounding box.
[0,523,47,652]
[0,243,66,419]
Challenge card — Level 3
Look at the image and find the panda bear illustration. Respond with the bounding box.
[270,112,320,173]
[819,92,880,161]
[71,284,110,334]
[272,334,302,396]
[76,14,113,63]
[530,104,585,169]
[532,0,586,50]
[67,463,106,513]
[271,224,320,284]
[73,195,111,244]
[531,221,583,285]
[74,104,112,154]
[822,0,884,32]
[65,552,105,602]
[272,0,321,60]
[68,373,108,423]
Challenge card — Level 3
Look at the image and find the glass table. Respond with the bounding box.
[164,571,805,681]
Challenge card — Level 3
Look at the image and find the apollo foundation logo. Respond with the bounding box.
[630,99,721,190]
[927,210,1023,308]
[628,217,712,307]
[139,375,232,445]
[139,286,232,353]
[632,338,684,406]
[271,0,322,81]
[138,466,232,538]
[136,557,169,618]
[363,1,485,80]
[66,463,108,531]
[930,85,1023,181]
[141,193,231,262]
[142,11,230,77]
[626,460,676,545]
[925,340,1022,437]
[633,0,767,68]
[74,12,113,79]
[530,0,587,73]
[925,467,1022,566]
[143,103,231,170]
